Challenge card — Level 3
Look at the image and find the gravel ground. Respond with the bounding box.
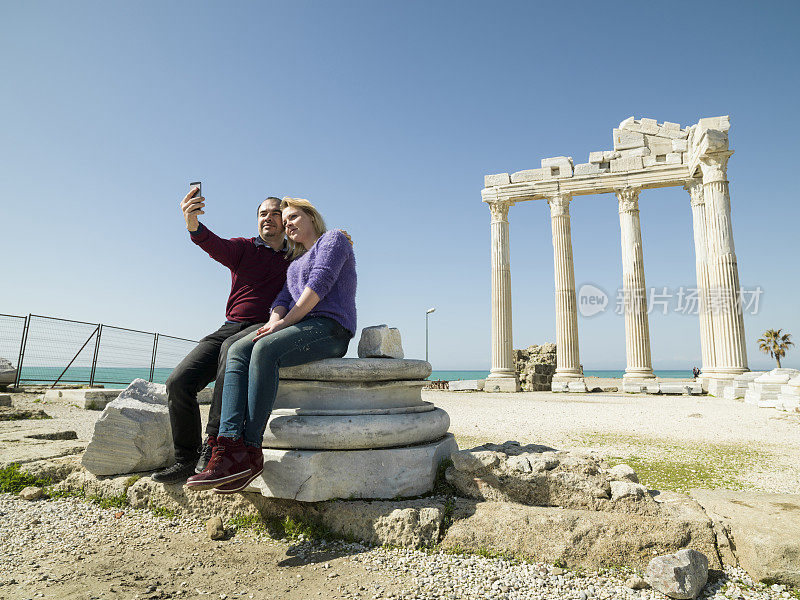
[1,492,795,600]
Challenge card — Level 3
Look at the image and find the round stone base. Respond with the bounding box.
[262,406,451,449]
[248,434,458,502]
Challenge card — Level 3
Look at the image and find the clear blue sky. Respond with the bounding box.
[2,1,799,370]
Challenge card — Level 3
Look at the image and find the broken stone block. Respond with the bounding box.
[645,135,674,156]
[603,150,620,162]
[661,121,681,132]
[540,156,574,178]
[671,139,688,152]
[618,147,651,158]
[613,129,646,151]
[639,118,660,135]
[643,156,657,168]
[665,153,683,164]
[484,173,510,187]
[510,168,549,183]
[646,549,708,599]
[0,394,10,407]
[82,379,173,476]
[574,162,608,176]
[588,151,605,163]
[619,116,636,130]
[610,156,644,173]
[658,126,689,139]
[697,115,731,133]
[357,325,403,359]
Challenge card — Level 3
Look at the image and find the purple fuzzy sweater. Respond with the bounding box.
[271,230,357,336]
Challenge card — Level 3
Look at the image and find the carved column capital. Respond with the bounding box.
[684,178,705,206]
[488,199,514,223]
[547,193,572,218]
[615,187,641,214]
[698,150,732,184]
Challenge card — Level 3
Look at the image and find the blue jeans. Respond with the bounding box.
[218,317,351,447]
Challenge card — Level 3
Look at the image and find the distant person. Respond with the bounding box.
[186,197,356,492]
[692,366,700,379]
[152,188,289,484]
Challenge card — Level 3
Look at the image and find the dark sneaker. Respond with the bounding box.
[213,446,264,494]
[152,461,197,484]
[185,436,250,490]
[195,436,217,473]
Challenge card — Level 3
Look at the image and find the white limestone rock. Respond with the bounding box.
[484,173,510,187]
[666,153,683,164]
[672,139,688,152]
[280,358,432,382]
[611,480,648,501]
[603,150,620,161]
[618,147,651,158]
[510,168,549,183]
[609,463,640,483]
[611,156,644,173]
[275,379,426,411]
[448,379,485,391]
[0,358,17,384]
[357,324,404,359]
[588,151,605,163]
[658,126,689,139]
[540,156,573,178]
[645,135,674,156]
[744,368,800,407]
[249,434,458,501]
[613,128,646,150]
[81,379,173,476]
[574,162,608,176]
[722,371,764,400]
[697,115,731,133]
[262,405,450,450]
[645,549,708,599]
[620,117,660,136]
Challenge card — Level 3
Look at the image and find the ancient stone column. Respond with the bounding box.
[616,187,655,381]
[486,199,519,392]
[686,178,717,377]
[547,193,585,390]
[700,151,748,376]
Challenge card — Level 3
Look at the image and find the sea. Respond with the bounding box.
[14,366,695,388]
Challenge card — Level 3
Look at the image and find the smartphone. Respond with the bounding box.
[189,181,202,198]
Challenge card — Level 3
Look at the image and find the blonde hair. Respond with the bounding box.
[281,197,327,260]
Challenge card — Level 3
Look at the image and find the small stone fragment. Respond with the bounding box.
[625,576,650,590]
[645,548,708,599]
[357,325,403,359]
[0,394,11,407]
[206,516,225,540]
[610,480,647,501]
[19,486,44,501]
[609,464,639,483]
[484,173,510,187]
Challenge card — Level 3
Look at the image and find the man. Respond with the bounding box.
[152,188,289,484]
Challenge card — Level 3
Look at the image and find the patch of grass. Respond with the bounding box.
[279,515,335,542]
[0,408,52,421]
[124,475,141,490]
[148,503,178,519]
[574,432,771,493]
[46,487,85,500]
[0,463,51,494]
[88,493,129,509]
[231,513,270,533]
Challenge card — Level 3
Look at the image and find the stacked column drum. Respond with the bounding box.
[248,358,457,502]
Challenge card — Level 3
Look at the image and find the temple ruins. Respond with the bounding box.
[482,116,748,395]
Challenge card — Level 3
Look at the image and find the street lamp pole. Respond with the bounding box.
[425,307,436,363]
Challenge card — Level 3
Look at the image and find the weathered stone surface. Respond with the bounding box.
[250,434,458,502]
[279,358,432,382]
[645,549,708,599]
[446,441,658,514]
[514,344,556,391]
[441,497,719,570]
[611,156,644,172]
[723,371,765,400]
[484,173,510,187]
[0,358,16,384]
[262,405,450,450]
[666,152,683,164]
[206,516,225,540]
[690,488,800,586]
[540,156,573,177]
[81,379,173,476]
[613,128,646,150]
[588,151,605,163]
[275,379,426,411]
[618,147,651,158]
[574,162,608,176]
[510,168,549,183]
[44,388,125,410]
[318,499,445,548]
[609,463,639,483]
[19,486,44,500]
[672,138,688,152]
[645,135,674,156]
[448,379,485,391]
[0,394,10,407]
[357,325,404,359]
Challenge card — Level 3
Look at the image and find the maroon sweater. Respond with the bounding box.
[190,223,289,323]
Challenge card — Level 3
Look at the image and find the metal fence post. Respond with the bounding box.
[149,333,159,382]
[89,324,103,387]
[14,314,30,388]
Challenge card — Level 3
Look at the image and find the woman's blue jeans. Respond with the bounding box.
[217,317,351,447]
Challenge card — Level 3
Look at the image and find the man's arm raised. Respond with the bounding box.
[179,188,245,270]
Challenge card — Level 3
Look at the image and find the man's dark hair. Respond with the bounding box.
[258,197,282,214]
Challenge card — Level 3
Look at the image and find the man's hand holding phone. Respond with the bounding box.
[181,182,204,232]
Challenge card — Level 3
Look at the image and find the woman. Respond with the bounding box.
[186,197,356,492]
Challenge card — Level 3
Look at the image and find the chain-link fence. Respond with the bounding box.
[1,314,198,388]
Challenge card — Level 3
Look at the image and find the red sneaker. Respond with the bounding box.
[213,445,264,494]
[185,436,250,490]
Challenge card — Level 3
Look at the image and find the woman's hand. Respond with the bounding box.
[253,319,287,341]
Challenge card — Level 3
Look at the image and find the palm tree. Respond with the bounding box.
[757,329,794,368]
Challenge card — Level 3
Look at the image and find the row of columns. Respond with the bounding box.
[486,153,748,390]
